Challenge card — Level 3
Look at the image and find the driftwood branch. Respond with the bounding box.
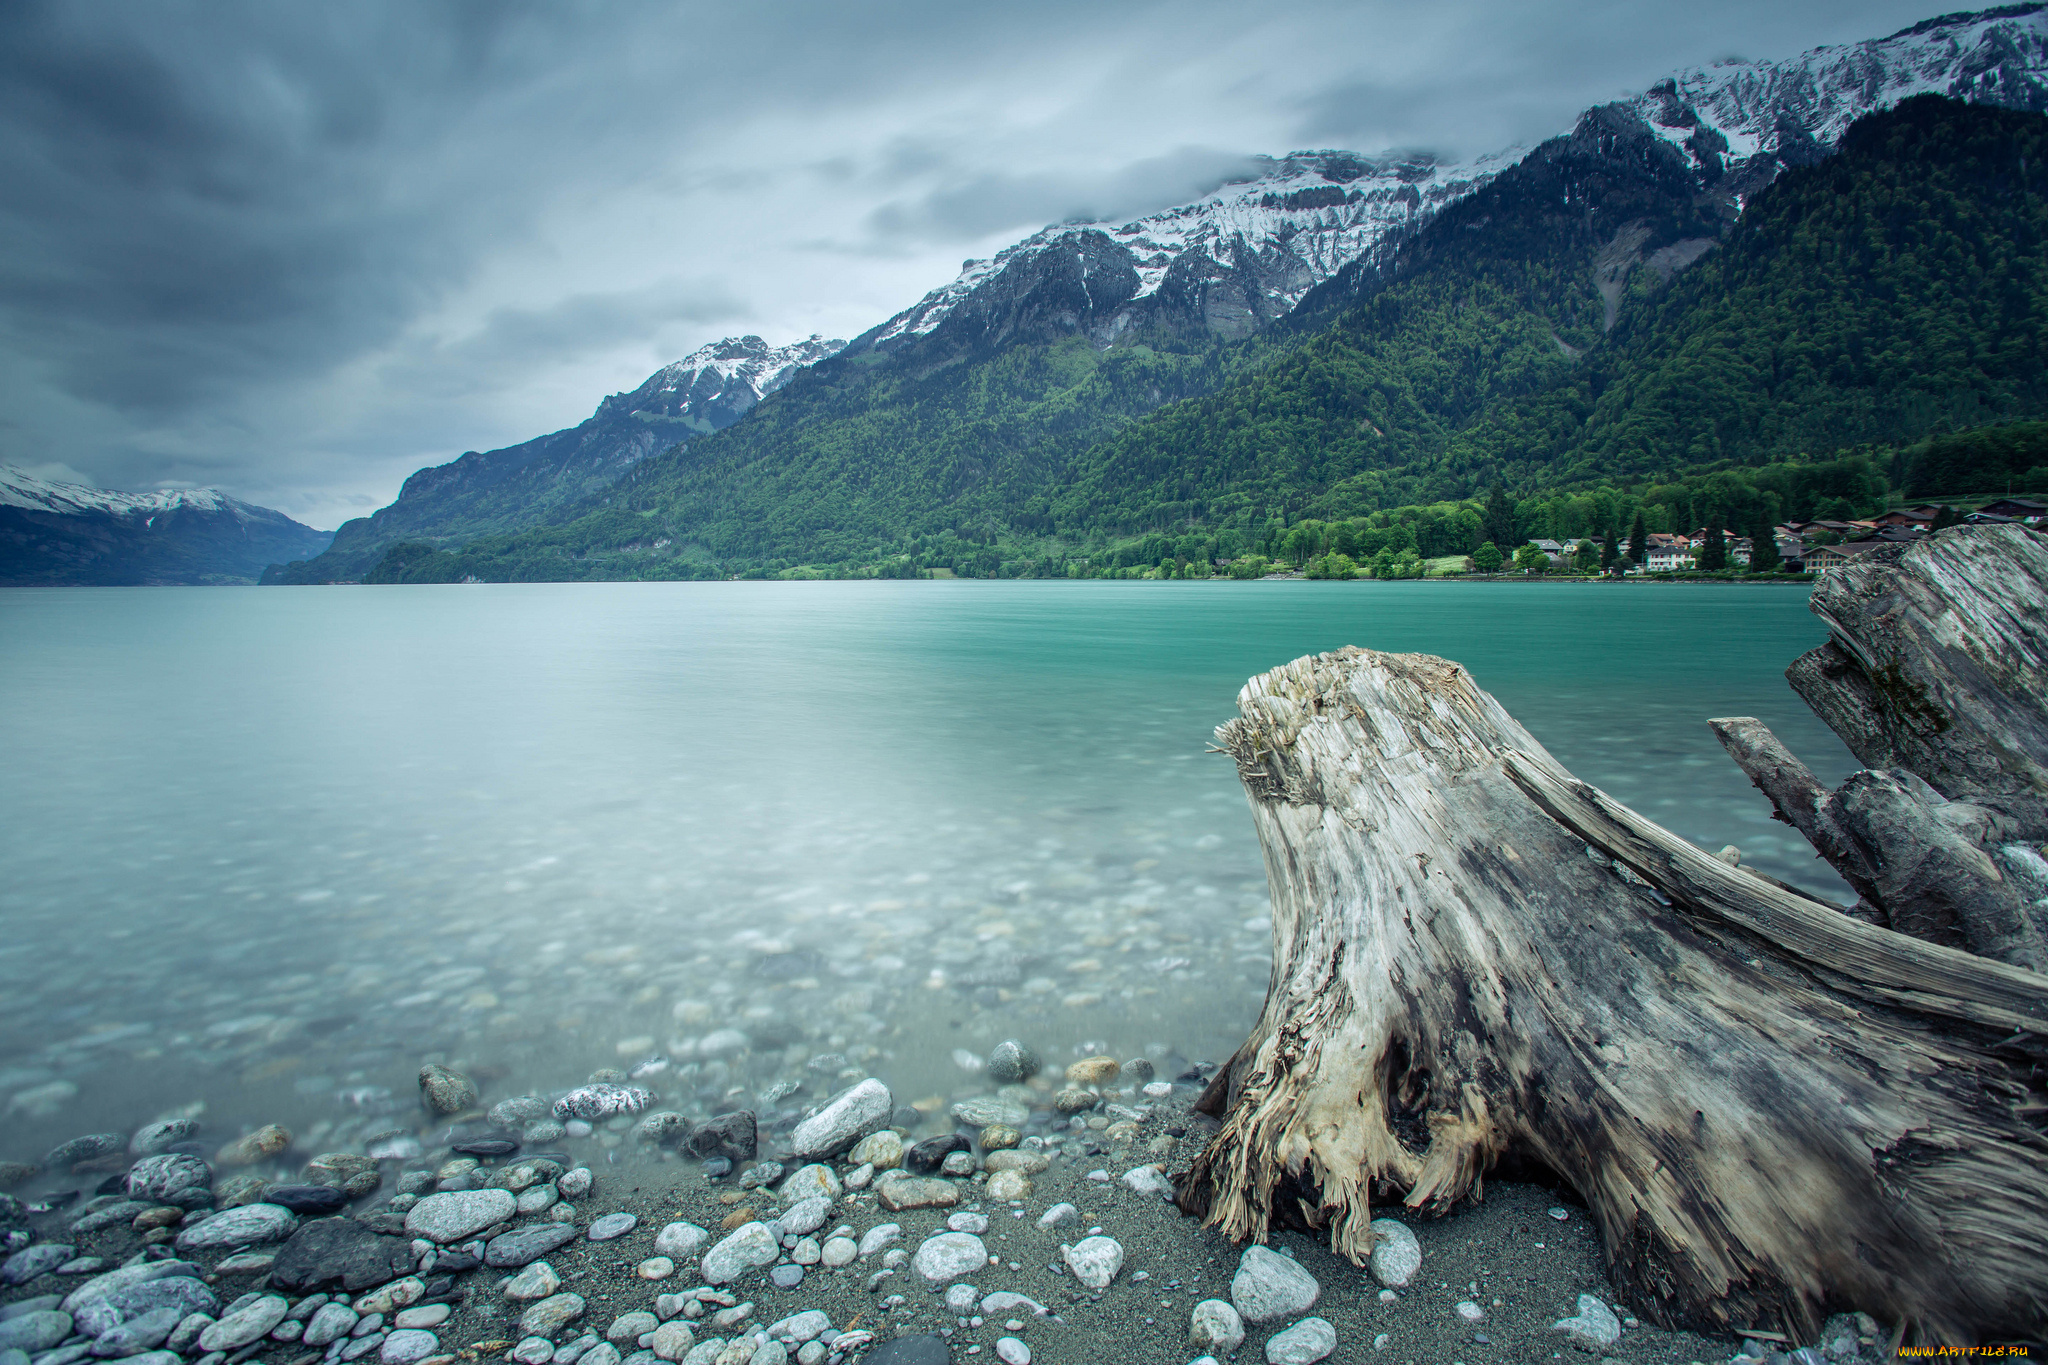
[1177,642,2048,1347]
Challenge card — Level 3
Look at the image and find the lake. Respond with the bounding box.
[0,581,1854,1182]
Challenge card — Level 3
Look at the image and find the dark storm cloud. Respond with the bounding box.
[0,0,1946,526]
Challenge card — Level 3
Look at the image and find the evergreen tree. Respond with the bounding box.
[1700,522,1727,571]
[1601,525,1619,570]
[1749,515,1781,572]
[1930,503,1961,531]
[1472,541,1504,573]
[1482,484,1517,554]
[1628,512,1648,566]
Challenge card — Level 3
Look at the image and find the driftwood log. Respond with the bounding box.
[1177,525,2048,1346]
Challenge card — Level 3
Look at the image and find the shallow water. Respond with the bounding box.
[0,581,1854,1174]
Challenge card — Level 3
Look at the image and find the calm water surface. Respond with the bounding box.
[0,581,1853,1181]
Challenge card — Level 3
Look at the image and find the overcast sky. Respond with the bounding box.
[1,0,1941,528]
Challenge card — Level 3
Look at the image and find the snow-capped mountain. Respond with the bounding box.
[867,149,1515,348]
[856,4,2047,355]
[597,334,845,432]
[1,466,331,585]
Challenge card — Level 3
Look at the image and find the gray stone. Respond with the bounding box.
[166,1315,211,1353]
[788,1080,891,1159]
[1189,1299,1244,1355]
[45,1136,125,1171]
[911,1233,986,1284]
[683,1112,756,1165]
[485,1222,580,1268]
[1368,1218,1421,1288]
[2,1246,73,1287]
[845,1132,901,1171]
[557,1168,593,1199]
[60,1263,197,1319]
[404,1190,515,1244]
[775,1166,838,1206]
[198,1296,288,1352]
[1034,1203,1076,1228]
[1264,1316,1336,1365]
[519,1295,586,1337]
[875,1178,957,1213]
[303,1305,360,1347]
[552,1086,651,1122]
[0,1298,60,1323]
[502,1263,560,1302]
[587,1214,637,1242]
[855,1225,899,1258]
[0,1314,70,1354]
[74,1277,216,1339]
[745,1343,784,1365]
[993,1339,1029,1365]
[763,1313,827,1345]
[1119,1165,1174,1199]
[511,1338,556,1365]
[379,1330,439,1365]
[773,1199,828,1239]
[947,1098,1026,1128]
[174,1205,297,1252]
[699,1224,778,1285]
[767,1265,803,1290]
[1231,1245,1319,1323]
[302,1153,383,1200]
[818,1239,855,1268]
[652,1223,708,1260]
[123,1156,210,1203]
[577,1345,620,1365]
[648,1322,695,1362]
[490,1098,549,1127]
[607,1314,657,1345]
[1550,1294,1621,1352]
[635,1113,691,1147]
[89,1306,180,1358]
[69,1204,149,1235]
[417,1066,477,1117]
[1061,1236,1123,1290]
[977,1293,1046,1317]
[269,1218,416,1293]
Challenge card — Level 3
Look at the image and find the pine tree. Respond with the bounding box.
[1482,484,1517,554]
[1628,512,1648,566]
[1601,525,1619,570]
[1700,522,1727,571]
[1930,504,1961,531]
[1749,515,1780,572]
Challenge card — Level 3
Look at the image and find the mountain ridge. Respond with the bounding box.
[1,466,331,585]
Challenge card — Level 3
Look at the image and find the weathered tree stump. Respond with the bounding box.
[1178,526,2048,1347]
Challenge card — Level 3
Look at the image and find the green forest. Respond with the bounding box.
[277,97,2048,586]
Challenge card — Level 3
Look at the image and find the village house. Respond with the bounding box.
[1644,543,1695,572]
[1974,496,2045,524]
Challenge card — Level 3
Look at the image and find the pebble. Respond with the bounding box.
[654,1223,709,1259]
[1455,1300,1485,1322]
[512,1337,556,1365]
[393,1306,449,1330]
[1231,1246,1319,1323]
[588,1213,638,1242]
[214,1126,291,1167]
[303,1304,361,1347]
[855,1225,899,1258]
[637,1258,675,1280]
[519,1294,587,1336]
[700,1225,779,1285]
[380,1329,440,1365]
[198,1296,288,1352]
[404,1190,515,1244]
[608,1312,660,1344]
[1264,1316,1336,1364]
[485,1223,580,1268]
[1551,1294,1621,1351]
[902,1136,967,1177]
[774,1198,830,1238]
[993,1339,1029,1365]
[1034,1204,1076,1228]
[553,1085,652,1122]
[767,1265,803,1290]
[504,1263,561,1301]
[818,1238,856,1268]
[1061,1236,1123,1290]
[876,1180,958,1213]
[845,1133,902,1171]
[124,1156,210,1203]
[649,1321,696,1362]
[558,1168,594,1198]
[788,1080,891,1159]
[353,1278,423,1315]
[1189,1299,1244,1354]
[985,1171,1030,1201]
[1119,1165,1174,1198]
[1368,1219,1421,1288]
[265,1185,349,1216]
[1,1246,72,1287]
[909,1233,986,1284]
[0,1313,71,1353]
[175,1204,298,1251]
[1064,1057,1118,1086]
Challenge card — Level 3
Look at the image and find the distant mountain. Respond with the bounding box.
[272,334,843,581]
[286,4,2048,583]
[0,467,331,585]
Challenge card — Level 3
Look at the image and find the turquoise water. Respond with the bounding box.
[0,581,1852,1173]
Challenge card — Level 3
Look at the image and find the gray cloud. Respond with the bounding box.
[0,0,1945,528]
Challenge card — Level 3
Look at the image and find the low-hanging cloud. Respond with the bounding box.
[0,0,1941,528]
